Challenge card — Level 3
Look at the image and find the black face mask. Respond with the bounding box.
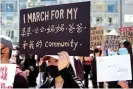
[46,65,60,78]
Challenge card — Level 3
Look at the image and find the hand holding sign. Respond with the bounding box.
[58,51,70,71]
[39,58,44,66]
[118,81,129,89]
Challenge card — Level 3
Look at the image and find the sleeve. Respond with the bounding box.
[59,68,80,88]
[13,73,29,88]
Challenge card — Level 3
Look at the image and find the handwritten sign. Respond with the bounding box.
[104,35,121,50]
[90,26,104,48]
[96,54,132,82]
[119,26,133,44]
[20,2,90,56]
[0,64,16,88]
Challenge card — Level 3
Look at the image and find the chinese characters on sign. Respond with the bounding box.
[0,64,16,89]
[21,23,87,37]
[20,2,90,56]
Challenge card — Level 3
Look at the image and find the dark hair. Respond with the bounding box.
[94,48,102,56]
[94,48,100,53]
[16,55,21,65]
[123,41,133,79]
[16,47,19,50]
[90,49,94,54]
[123,41,133,57]
[23,54,31,70]
[9,48,12,59]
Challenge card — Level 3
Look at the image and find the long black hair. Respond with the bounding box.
[123,41,133,56]
[120,40,133,80]
[93,48,102,57]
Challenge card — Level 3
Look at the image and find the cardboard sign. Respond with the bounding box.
[20,2,90,56]
[90,26,104,48]
[119,26,133,44]
[96,54,132,82]
[104,35,121,50]
[0,64,16,88]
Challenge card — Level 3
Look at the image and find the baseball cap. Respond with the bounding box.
[42,55,59,61]
[0,35,13,50]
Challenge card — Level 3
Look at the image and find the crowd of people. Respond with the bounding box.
[0,35,133,88]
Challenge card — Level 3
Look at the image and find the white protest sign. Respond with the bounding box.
[96,54,132,82]
[0,64,16,88]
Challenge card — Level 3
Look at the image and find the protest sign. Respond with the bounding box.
[90,26,104,48]
[20,1,90,56]
[119,26,133,44]
[96,54,132,82]
[104,35,121,50]
[0,64,16,88]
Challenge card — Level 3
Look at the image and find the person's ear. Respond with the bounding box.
[2,47,8,53]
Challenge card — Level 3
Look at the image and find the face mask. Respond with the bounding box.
[46,65,60,78]
[118,48,128,55]
[111,51,117,56]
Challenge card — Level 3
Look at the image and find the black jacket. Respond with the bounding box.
[13,66,29,88]
[91,57,96,73]
[40,68,84,88]
[22,57,39,87]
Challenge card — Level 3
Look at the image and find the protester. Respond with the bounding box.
[10,46,23,66]
[83,49,93,88]
[73,56,84,81]
[40,51,85,88]
[0,35,29,88]
[108,40,132,88]
[91,48,104,88]
[68,56,82,79]
[119,40,133,88]
[22,54,39,88]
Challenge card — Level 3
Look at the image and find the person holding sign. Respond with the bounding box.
[0,35,29,88]
[40,51,84,88]
[108,40,133,88]
[83,49,94,88]
[119,40,133,88]
[91,48,104,88]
